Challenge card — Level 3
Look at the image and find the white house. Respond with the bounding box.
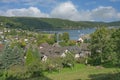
[41,55,47,62]
[75,53,80,58]
[0,22,3,26]
[61,52,66,58]
[24,39,28,42]
[1,35,4,39]
[24,56,27,59]
[78,38,84,43]
[65,49,69,53]
[39,46,43,49]
[0,31,3,34]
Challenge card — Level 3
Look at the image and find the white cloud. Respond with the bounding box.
[117,13,120,17]
[0,7,49,17]
[50,1,91,21]
[51,1,79,20]
[0,1,120,21]
[90,6,120,21]
[91,6,116,20]
[50,2,120,21]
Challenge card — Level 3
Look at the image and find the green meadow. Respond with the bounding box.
[46,64,120,80]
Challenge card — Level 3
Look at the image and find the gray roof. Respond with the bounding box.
[80,43,90,51]
[39,43,91,58]
[40,43,50,48]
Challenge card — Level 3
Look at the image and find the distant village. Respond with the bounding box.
[0,23,91,64]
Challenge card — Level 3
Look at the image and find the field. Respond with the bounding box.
[46,64,120,80]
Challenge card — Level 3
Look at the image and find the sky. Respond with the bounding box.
[0,0,120,22]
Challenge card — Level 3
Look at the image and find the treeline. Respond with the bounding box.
[0,16,120,30]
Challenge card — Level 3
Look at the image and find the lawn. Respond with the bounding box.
[46,64,120,80]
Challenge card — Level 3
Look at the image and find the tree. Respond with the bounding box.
[25,45,41,66]
[110,28,120,66]
[90,27,111,65]
[62,32,69,42]
[89,27,120,67]
[0,44,24,69]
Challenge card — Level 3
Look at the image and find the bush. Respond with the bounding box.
[6,65,28,80]
[27,62,44,78]
[44,58,63,72]
[46,38,55,45]
[68,40,76,46]
[76,58,86,64]
[62,52,75,68]
[59,41,68,47]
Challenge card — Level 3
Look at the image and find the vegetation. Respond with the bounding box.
[89,27,120,67]
[0,16,120,31]
[0,45,24,69]
[46,64,120,80]
[0,20,120,80]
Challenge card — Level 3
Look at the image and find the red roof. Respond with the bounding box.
[0,44,4,52]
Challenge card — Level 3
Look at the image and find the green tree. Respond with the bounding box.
[90,27,111,65]
[110,28,120,66]
[62,32,69,42]
[25,46,41,66]
[0,44,24,69]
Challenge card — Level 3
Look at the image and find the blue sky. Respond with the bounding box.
[0,0,120,22]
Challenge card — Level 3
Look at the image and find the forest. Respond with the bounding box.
[0,16,120,30]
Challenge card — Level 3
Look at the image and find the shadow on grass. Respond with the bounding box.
[5,71,52,80]
[25,75,53,80]
[89,72,120,80]
[6,75,52,80]
[101,61,120,68]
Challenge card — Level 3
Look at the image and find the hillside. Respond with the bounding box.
[0,16,120,30]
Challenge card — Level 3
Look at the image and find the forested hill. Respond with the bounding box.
[0,16,120,30]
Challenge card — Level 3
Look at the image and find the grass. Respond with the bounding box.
[46,64,120,80]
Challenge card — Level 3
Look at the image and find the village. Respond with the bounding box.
[0,22,120,80]
[0,25,91,63]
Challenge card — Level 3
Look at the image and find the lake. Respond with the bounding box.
[41,28,96,40]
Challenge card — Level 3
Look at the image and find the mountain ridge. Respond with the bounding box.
[0,16,120,30]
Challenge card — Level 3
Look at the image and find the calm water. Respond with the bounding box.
[41,28,96,40]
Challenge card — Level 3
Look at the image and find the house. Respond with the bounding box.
[79,43,91,57]
[0,22,3,26]
[61,52,66,58]
[39,46,43,49]
[39,43,66,59]
[77,37,84,43]
[0,44,4,52]
[74,43,91,59]
[75,53,80,58]
[41,55,47,62]
[39,42,91,61]
[1,36,4,39]
[52,43,61,47]
[24,39,28,42]
[65,49,69,53]
[0,31,3,34]
[40,43,50,48]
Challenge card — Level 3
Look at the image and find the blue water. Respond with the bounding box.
[41,28,96,40]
